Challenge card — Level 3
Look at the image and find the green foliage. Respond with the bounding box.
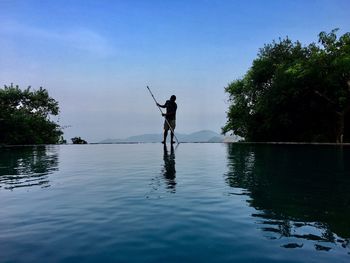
[0,84,63,145]
[223,29,350,143]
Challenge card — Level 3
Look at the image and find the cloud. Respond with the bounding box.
[1,21,115,57]
[63,28,114,56]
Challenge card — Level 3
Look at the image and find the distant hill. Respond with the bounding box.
[98,130,240,144]
[178,130,222,143]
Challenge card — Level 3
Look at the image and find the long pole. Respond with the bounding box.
[147,86,179,144]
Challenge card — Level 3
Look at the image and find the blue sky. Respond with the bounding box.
[1,0,349,142]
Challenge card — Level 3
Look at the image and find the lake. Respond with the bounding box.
[0,143,349,262]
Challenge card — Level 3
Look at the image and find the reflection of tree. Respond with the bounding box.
[0,146,59,190]
[225,143,350,250]
[162,144,176,193]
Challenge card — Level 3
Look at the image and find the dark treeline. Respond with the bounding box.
[0,84,63,145]
[223,29,350,143]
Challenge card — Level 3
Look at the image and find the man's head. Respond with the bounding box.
[170,95,176,102]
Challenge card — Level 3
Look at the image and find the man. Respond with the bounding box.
[157,95,177,144]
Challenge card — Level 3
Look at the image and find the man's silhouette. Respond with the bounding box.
[157,95,177,144]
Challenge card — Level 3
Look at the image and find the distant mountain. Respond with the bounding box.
[98,130,240,144]
[178,130,222,143]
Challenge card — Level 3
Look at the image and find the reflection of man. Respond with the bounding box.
[162,144,176,192]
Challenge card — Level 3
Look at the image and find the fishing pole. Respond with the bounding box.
[146,86,180,144]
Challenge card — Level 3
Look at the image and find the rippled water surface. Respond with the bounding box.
[0,144,349,262]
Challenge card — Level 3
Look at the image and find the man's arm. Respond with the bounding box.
[157,101,168,108]
[157,102,166,108]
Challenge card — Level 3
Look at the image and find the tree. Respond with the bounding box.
[223,29,350,143]
[310,30,350,143]
[0,84,63,145]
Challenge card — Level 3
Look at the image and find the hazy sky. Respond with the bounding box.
[1,0,349,142]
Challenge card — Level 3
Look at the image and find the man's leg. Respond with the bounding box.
[170,120,176,144]
[162,130,168,144]
[170,131,175,144]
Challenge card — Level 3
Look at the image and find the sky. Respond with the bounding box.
[1,0,350,142]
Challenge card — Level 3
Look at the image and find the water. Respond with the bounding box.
[0,143,349,262]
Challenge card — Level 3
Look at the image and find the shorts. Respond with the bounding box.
[164,119,176,131]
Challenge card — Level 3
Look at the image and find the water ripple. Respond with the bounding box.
[0,144,349,262]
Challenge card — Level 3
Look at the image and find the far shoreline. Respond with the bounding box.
[1,142,350,147]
